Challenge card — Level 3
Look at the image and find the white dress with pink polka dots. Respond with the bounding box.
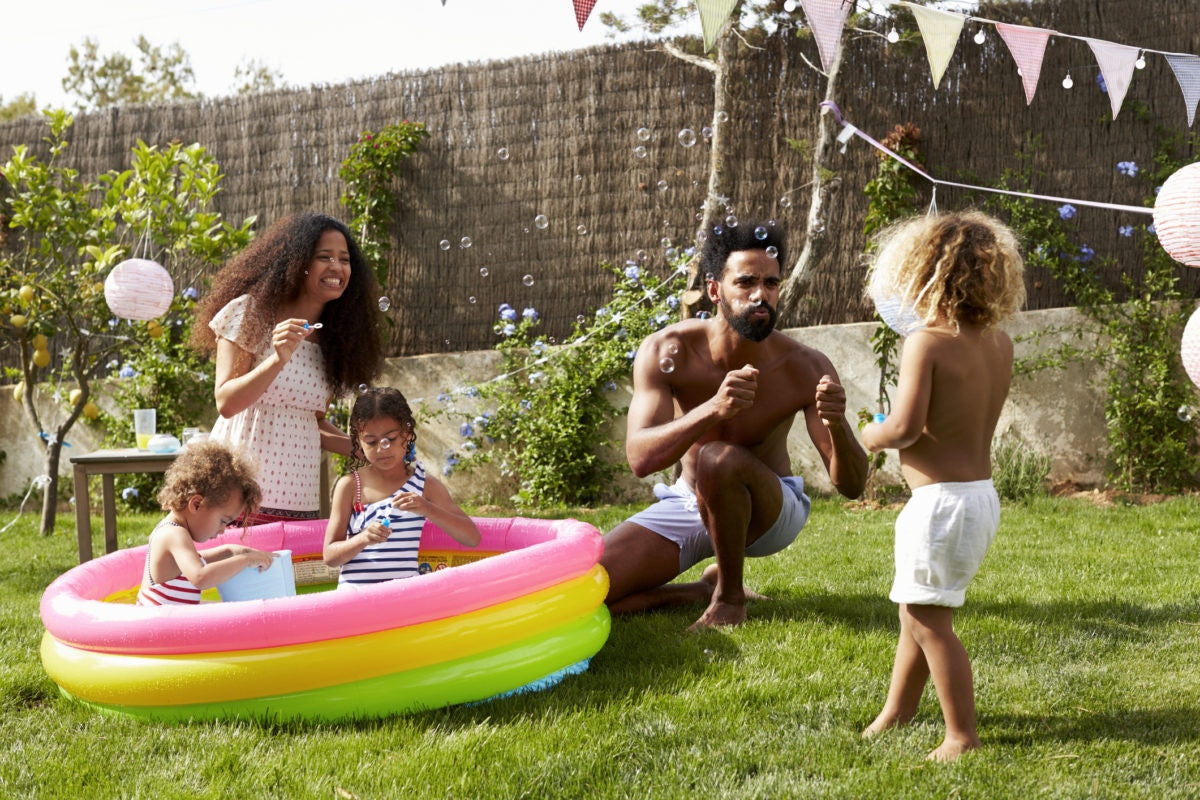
[209,294,332,518]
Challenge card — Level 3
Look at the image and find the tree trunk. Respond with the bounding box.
[40,443,61,536]
[778,37,845,324]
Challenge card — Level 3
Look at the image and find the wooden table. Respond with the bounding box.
[70,448,178,563]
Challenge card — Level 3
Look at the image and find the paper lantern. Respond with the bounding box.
[104,259,174,320]
[1181,304,1200,389]
[1153,162,1200,268]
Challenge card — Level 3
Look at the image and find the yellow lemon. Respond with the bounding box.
[33,348,51,368]
[146,319,163,339]
[10,314,27,329]
[69,388,83,406]
[32,333,47,350]
[83,401,99,420]
[19,285,35,303]
[12,381,24,402]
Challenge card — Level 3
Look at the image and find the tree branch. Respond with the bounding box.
[660,41,719,74]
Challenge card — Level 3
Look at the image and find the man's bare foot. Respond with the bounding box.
[698,564,769,602]
[927,735,980,762]
[687,598,747,631]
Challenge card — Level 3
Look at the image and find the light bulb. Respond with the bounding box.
[887,26,899,44]
[1135,52,1146,69]
[974,28,986,44]
[783,0,797,11]
[1062,73,1074,90]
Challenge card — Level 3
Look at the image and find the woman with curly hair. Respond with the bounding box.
[191,212,383,524]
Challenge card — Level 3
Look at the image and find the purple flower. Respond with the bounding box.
[118,365,136,378]
[465,386,480,398]
[442,465,453,476]
[459,421,474,438]
[444,451,460,467]
[500,306,517,322]
[666,295,679,309]
[1058,204,1077,220]
[1116,161,1139,177]
[120,487,139,501]
[502,323,516,336]
[1148,223,1157,236]
[624,264,641,281]
[604,381,618,392]
[1077,244,1095,263]
[520,399,532,411]
[522,307,539,322]
[182,286,198,301]
[1118,225,1133,237]
[437,392,450,403]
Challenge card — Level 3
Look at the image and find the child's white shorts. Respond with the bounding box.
[890,479,999,608]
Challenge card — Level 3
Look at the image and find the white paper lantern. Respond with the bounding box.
[1181,304,1200,389]
[1153,162,1200,268]
[104,259,174,320]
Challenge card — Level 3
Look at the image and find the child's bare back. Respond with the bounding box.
[893,323,1013,489]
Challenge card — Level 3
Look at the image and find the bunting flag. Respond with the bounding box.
[1086,38,1140,119]
[798,0,853,74]
[907,3,966,89]
[995,23,1051,105]
[1164,53,1200,127]
[572,0,598,31]
[697,0,738,53]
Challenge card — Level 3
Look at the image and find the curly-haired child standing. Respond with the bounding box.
[137,440,274,606]
[859,211,1026,761]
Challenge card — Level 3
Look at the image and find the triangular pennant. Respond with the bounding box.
[697,0,737,53]
[907,3,966,89]
[995,23,1052,105]
[572,0,598,31]
[798,0,853,73]
[1085,38,1139,119]
[1165,53,1200,127]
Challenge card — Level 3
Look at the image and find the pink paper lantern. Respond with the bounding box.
[104,259,174,320]
[1153,162,1200,268]
[1181,304,1200,389]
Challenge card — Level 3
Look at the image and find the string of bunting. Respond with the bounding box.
[819,100,1154,216]
[794,0,1200,126]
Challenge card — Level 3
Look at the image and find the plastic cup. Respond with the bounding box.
[133,409,156,450]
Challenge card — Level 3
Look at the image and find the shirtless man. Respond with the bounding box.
[601,221,869,631]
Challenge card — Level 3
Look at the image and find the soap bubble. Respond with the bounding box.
[634,146,648,159]
[661,237,672,248]
[678,128,697,147]
[460,236,472,249]
[715,111,729,124]
[665,247,679,260]
[780,196,793,209]
[754,225,768,241]
[636,126,651,141]
[657,180,669,192]
[577,314,586,324]
[479,267,490,278]
[574,174,583,183]
[497,147,510,161]
[1178,405,1194,422]
[696,311,712,320]
[534,214,549,230]
[523,274,535,287]
[659,357,675,373]
[766,245,779,259]
[577,224,589,235]
[636,249,647,262]
[377,296,391,312]
[725,215,738,228]
[666,342,680,356]
[358,384,369,394]
[713,224,724,236]
[701,126,713,140]
[439,239,451,250]
[469,296,477,304]
[696,230,708,242]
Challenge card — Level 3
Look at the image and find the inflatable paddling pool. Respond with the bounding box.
[40,516,610,723]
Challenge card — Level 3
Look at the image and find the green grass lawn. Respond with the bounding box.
[3,496,1199,799]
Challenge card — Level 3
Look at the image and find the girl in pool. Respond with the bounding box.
[137,441,273,606]
[323,387,480,585]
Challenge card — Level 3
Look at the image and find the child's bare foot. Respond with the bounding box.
[927,734,980,762]
[862,711,909,738]
[698,564,769,601]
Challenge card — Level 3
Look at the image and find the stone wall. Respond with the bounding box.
[0,307,1107,505]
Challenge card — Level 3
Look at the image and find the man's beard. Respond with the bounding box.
[719,294,776,342]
